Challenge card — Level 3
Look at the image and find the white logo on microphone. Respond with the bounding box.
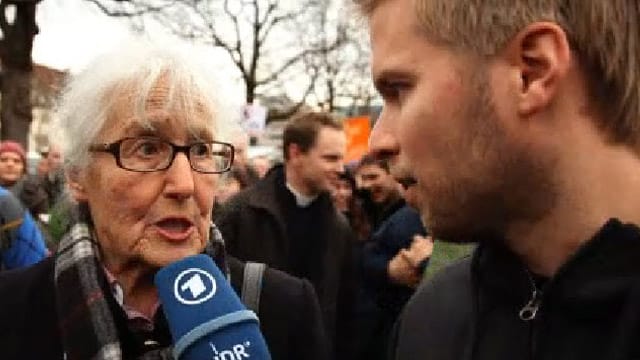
[174,268,217,305]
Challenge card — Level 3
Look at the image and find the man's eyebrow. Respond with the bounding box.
[373,69,414,91]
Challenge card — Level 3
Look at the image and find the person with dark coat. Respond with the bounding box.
[0,39,328,360]
[0,141,49,217]
[391,219,640,360]
[355,0,640,359]
[216,112,357,359]
[0,240,329,360]
[357,181,431,360]
[362,205,428,320]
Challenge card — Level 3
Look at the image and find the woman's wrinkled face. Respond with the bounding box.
[71,79,218,271]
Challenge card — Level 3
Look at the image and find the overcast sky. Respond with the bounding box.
[32,0,134,72]
[31,0,268,106]
[30,0,371,109]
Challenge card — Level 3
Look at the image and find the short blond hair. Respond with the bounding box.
[354,0,640,149]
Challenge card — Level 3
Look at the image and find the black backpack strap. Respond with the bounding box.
[241,262,266,313]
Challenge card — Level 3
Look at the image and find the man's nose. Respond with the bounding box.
[368,109,400,161]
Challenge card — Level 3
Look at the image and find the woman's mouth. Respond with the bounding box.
[154,218,195,241]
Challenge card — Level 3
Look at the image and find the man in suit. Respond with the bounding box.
[217,111,356,359]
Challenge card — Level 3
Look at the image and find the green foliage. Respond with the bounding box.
[47,203,71,247]
[424,240,475,281]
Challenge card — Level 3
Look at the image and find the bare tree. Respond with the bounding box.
[0,0,41,146]
[88,0,344,120]
[308,1,377,114]
[86,0,176,17]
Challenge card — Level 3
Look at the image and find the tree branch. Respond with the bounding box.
[269,65,319,121]
[87,0,176,17]
[223,0,245,71]
[258,8,304,45]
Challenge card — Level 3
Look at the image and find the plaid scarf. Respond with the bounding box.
[54,216,229,360]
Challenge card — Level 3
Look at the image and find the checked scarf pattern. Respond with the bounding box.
[54,219,228,360]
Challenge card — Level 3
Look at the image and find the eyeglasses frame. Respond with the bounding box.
[88,136,235,174]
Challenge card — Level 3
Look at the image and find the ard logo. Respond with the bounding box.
[174,268,217,305]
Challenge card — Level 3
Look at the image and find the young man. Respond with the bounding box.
[354,0,640,359]
[216,111,356,359]
[355,155,404,230]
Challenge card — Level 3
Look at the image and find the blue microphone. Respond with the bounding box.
[155,254,271,359]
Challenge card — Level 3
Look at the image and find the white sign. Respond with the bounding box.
[240,104,268,137]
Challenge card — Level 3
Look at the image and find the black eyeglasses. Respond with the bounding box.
[88,137,234,174]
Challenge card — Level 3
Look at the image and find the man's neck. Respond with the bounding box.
[505,145,640,277]
[284,164,317,198]
[286,182,318,207]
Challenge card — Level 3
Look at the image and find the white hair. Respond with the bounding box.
[53,36,237,171]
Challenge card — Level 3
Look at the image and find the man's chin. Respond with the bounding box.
[421,212,483,244]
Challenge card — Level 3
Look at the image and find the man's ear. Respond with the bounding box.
[287,143,302,163]
[505,22,572,117]
[65,168,88,202]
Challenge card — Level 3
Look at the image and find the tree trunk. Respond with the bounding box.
[0,1,39,147]
[246,82,255,104]
[0,67,32,146]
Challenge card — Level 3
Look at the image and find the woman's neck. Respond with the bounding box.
[103,259,159,319]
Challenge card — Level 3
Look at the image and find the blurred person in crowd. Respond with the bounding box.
[332,171,353,214]
[356,0,640,359]
[355,154,403,230]
[36,157,49,178]
[359,178,431,359]
[250,154,273,179]
[229,127,260,186]
[41,144,66,208]
[214,168,249,205]
[0,185,48,269]
[332,170,371,242]
[217,111,356,359]
[0,141,49,217]
[0,38,328,360]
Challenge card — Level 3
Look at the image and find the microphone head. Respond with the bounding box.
[155,254,271,359]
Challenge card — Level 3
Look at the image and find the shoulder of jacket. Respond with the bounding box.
[262,265,310,299]
[0,256,54,302]
[404,256,473,316]
[228,256,311,308]
[393,255,475,360]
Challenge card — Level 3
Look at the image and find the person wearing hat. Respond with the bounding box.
[0,140,49,217]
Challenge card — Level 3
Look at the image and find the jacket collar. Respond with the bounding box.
[474,218,640,311]
[246,164,332,214]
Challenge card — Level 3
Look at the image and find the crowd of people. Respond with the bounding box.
[0,0,639,359]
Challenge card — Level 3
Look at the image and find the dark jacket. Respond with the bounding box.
[216,165,356,359]
[390,218,640,360]
[0,255,329,360]
[9,174,49,216]
[362,205,428,319]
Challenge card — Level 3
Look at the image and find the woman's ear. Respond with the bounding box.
[65,168,88,202]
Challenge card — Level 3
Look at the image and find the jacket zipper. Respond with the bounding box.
[520,271,543,360]
[519,288,542,321]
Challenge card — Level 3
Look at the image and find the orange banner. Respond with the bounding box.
[343,116,371,163]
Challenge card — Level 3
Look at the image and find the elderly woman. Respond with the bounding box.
[0,40,327,360]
